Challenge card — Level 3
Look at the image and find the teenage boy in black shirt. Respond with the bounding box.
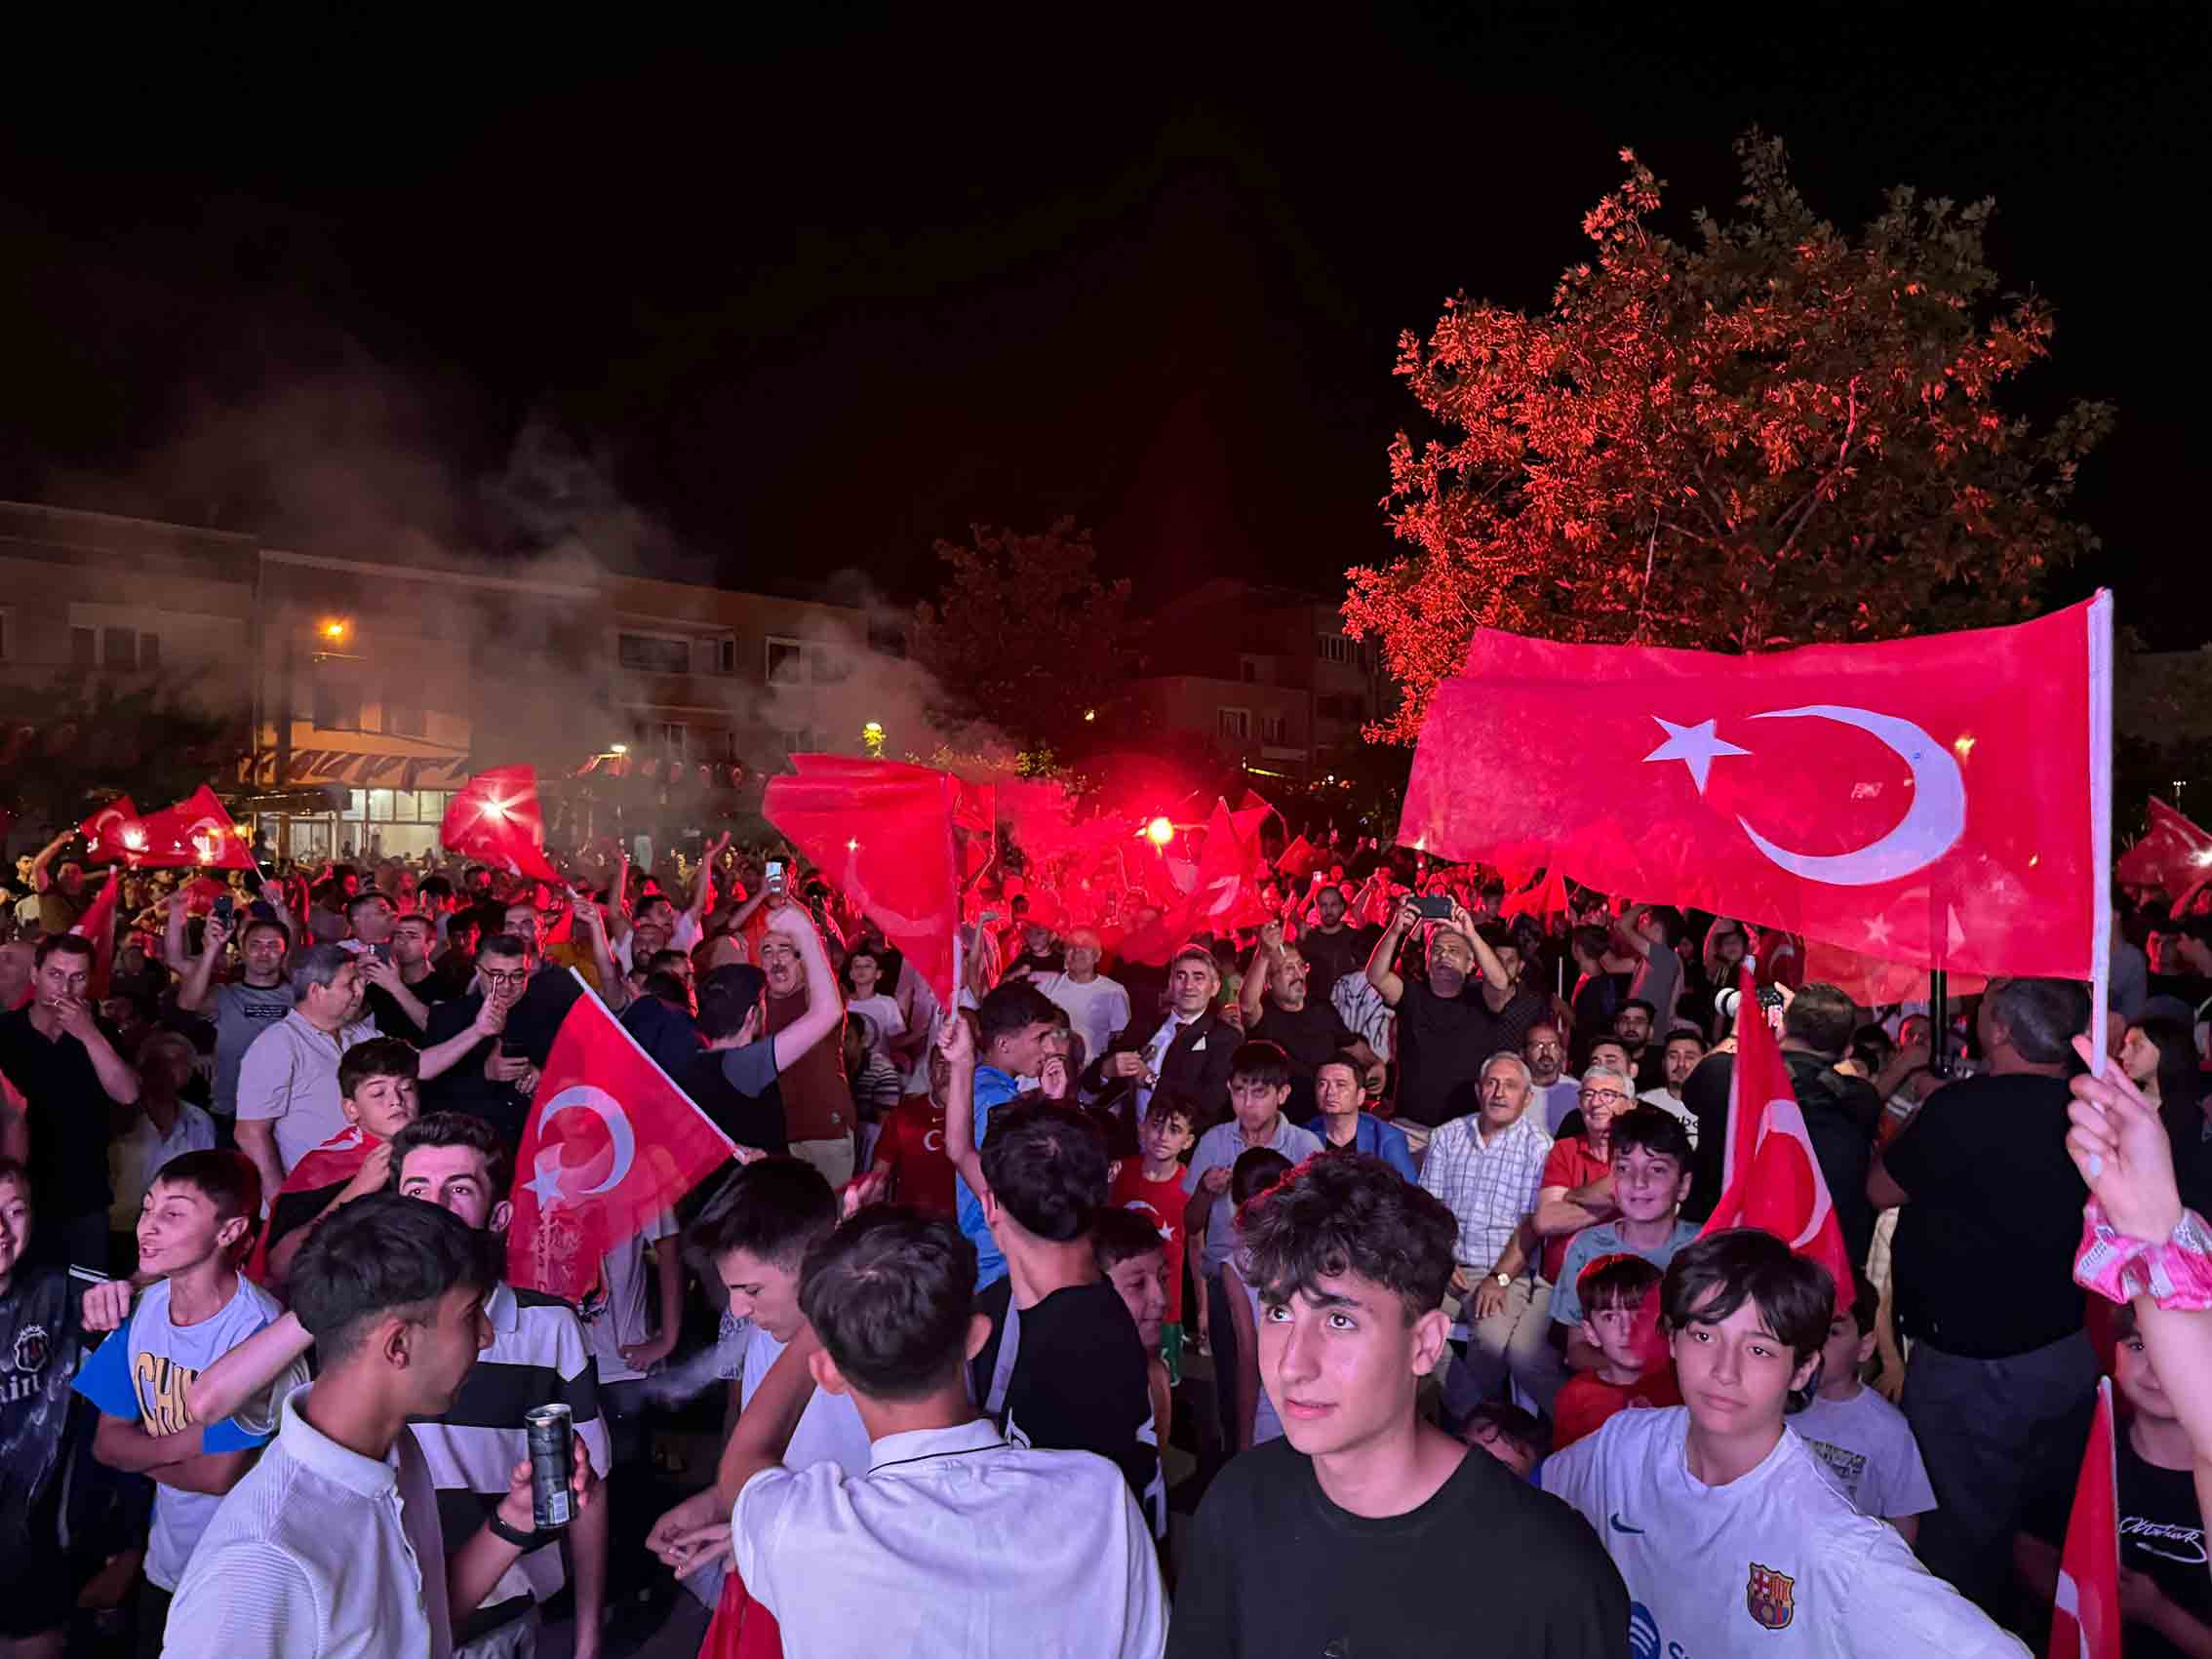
[1170,1150,1627,1658]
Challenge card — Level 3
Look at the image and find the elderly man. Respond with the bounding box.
[1418,1051,1556,1418]
[1033,928,1131,1067]
[233,942,494,1204]
[1367,898,1549,1128]
[760,916,857,1185]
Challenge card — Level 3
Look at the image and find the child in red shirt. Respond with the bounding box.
[1552,1253,1681,1450]
[1109,1097,1197,1381]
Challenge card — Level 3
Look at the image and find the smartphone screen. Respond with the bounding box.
[765,860,786,895]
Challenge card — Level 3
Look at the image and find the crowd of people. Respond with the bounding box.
[0,812,2208,1657]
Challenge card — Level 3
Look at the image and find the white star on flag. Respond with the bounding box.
[1642,716,1751,795]
[1862,915,1894,947]
[523,1151,567,1208]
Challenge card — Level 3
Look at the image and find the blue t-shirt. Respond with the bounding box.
[1549,1218,1702,1328]
[954,1064,1024,1289]
[74,1273,284,1590]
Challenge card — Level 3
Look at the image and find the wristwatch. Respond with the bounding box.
[1491,1271,1512,1288]
[486,1509,538,1550]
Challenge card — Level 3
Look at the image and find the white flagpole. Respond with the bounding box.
[2087,590,2113,1080]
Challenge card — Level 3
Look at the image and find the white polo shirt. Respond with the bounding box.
[734,1417,1166,1659]
[164,1383,454,1659]
[233,1009,381,1171]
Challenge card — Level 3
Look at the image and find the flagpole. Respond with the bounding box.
[2086,590,2114,1080]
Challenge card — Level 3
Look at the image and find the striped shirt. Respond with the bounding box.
[1418,1110,1554,1273]
[408,1282,612,1614]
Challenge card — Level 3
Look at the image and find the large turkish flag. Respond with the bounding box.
[508,975,735,1301]
[117,785,259,872]
[1400,594,2111,983]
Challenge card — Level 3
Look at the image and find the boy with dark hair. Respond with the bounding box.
[652,1209,1167,1658]
[1183,1039,1322,1450]
[1091,1206,1173,1490]
[1787,1266,1935,1541]
[1460,1399,1551,1481]
[73,1148,281,1650]
[0,1158,87,1659]
[1544,1229,2021,1656]
[255,1036,420,1286]
[164,1193,594,1659]
[2016,1300,2211,1658]
[937,1018,1161,1521]
[1550,1104,1700,1353]
[1107,1095,1197,1379]
[956,980,1063,1290]
[1172,1151,1628,1658]
[1551,1253,1680,1449]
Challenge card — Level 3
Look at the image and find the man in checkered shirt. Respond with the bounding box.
[1416,1051,1556,1422]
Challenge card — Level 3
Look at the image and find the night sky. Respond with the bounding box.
[3,9,2203,642]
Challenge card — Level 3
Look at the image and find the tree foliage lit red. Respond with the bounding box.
[913,517,1135,756]
[1346,133,2113,743]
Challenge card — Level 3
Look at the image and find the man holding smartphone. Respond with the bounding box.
[1364,896,1548,1129]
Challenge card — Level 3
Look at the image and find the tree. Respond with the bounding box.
[1345,133,2113,743]
[912,518,1135,755]
[0,677,241,835]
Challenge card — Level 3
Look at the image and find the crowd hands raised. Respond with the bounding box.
[1,819,2208,1656]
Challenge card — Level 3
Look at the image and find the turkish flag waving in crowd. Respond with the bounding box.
[2116,797,2212,910]
[77,796,139,864]
[69,869,122,999]
[1700,968,1857,1317]
[118,785,259,872]
[441,765,565,886]
[508,974,735,1301]
[1400,594,2112,982]
[765,756,961,1012]
[2047,1378,2122,1659]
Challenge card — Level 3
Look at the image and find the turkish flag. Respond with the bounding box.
[1699,968,1857,1316]
[1400,595,2112,983]
[2047,1378,2122,1659]
[764,756,960,1012]
[1798,939,1987,1007]
[2116,798,2212,910]
[246,1125,379,1284]
[69,871,123,1000]
[440,766,565,887]
[1276,835,1321,882]
[508,974,735,1301]
[1121,799,1276,966]
[77,797,139,864]
[117,785,258,872]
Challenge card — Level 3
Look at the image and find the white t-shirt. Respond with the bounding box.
[742,1327,873,1477]
[584,1210,678,1386]
[1032,972,1132,1067]
[1787,1386,1937,1521]
[846,994,906,1055]
[615,912,703,975]
[1636,1088,1701,1147]
[1536,1078,1583,1136]
[1542,1406,2024,1657]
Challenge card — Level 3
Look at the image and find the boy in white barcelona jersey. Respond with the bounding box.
[1542,1228,2027,1658]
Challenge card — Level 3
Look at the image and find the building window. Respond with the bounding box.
[138,632,161,669]
[767,637,807,684]
[718,637,737,675]
[1261,714,1286,743]
[867,622,907,659]
[70,627,96,667]
[313,674,362,731]
[617,632,692,674]
[657,722,688,758]
[1217,707,1251,740]
[102,626,137,669]
[386,694,426,737]
[1241,658,1258,684]
[1317,634,1354,664]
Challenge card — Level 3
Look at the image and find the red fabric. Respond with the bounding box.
[246,1126,377,1283]
[699,1565,783,1659]
[1698,968,1856,1319]
[764,756,960,1013]
[1274,836,1321,882]
[508,978,736,1301]
[2046,1378,2121,1659]
[872,1092,956,1219]
[1399,596,2111,980]
[1551,1365,1683,1449]
[77,797,139,864]
[1798,938,1986,1006]
[117,786,258,872]
[1110,1163,1190,1323]
[2116,798,2212,908]
[440,766,565,886]
[1538,1138,1614,1284]
[1120,799,1276,968]
[69,873,122,1000]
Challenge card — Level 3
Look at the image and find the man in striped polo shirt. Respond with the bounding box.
[392,1113,613,1659]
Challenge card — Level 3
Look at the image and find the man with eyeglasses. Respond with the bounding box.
[1520,1066,1635,1405]
[418,929,585,1145]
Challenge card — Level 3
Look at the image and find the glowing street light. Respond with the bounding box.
[610,742,628,755]
[320,618,349,642]
[862,721,886,757]
[1083,708,1096,723]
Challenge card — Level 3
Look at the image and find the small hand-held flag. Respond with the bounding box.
[441,765,566,887]
[1700,968,1857,1315]
[507,971,738,1301]
[69,870,123,1000]
[77,796,139,864]
[2047,1377,2121,1659]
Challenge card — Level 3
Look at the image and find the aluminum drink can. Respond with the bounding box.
[526,1402,574,1529]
